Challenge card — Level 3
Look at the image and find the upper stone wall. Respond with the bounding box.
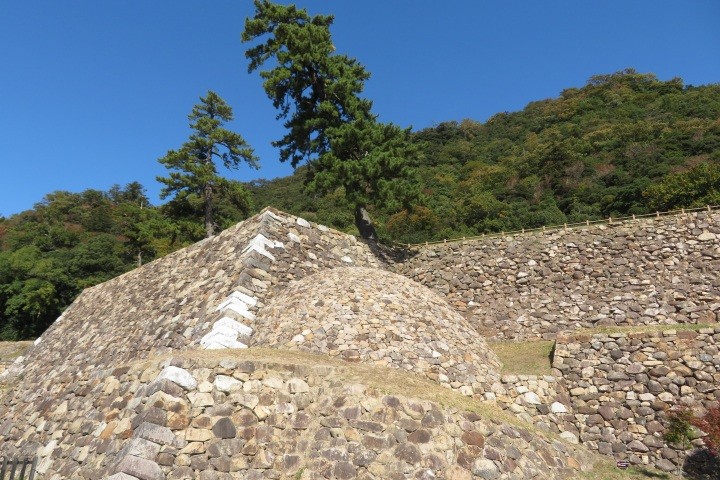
[3,209,382,381]
[253,267,501,395]
[395,211,720,340]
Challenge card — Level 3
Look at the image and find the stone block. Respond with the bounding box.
[115,455,164,480]
[156,366,197,391]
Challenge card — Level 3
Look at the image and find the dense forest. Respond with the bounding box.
[248,70,720,243]
[0,181,252,340]
[1,70,719,339]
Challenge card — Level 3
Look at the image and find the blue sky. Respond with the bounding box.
[1,1,718,216]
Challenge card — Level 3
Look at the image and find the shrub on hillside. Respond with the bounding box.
[664,403,720,456]
[691,404,720,456]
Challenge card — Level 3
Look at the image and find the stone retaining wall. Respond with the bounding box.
[0,208,385,478]
[494,375,572,439]
[2,352,597,479]
[395,211,720,340]
[253,267,502,396]
[552,326,720,472]
[3,207,719,478]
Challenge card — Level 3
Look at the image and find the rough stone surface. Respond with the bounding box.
[156,366,197,391]
[551,327,720,472]
[116,455,164,480]
[253,267,501,394]
[395,211,720,340]
[0,207,717,479]
[0,208,384,479]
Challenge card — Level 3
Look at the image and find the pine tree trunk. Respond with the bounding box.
[354,204,377,240]
[204,182,214,238]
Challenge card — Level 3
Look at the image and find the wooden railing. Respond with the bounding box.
[394,204,720,249]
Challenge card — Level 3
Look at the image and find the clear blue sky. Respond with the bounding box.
[1,1,718,216]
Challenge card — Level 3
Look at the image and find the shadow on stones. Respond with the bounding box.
[683,449,720,480]
[547,341,556,367]
[362,239,417,265]
[630,468,672,479]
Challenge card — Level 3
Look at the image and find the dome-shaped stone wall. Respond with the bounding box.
[252,267,501,395]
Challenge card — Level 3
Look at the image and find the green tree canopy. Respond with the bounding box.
[242,0,418,238]
[157,91,258,238]
[0,183,178,340]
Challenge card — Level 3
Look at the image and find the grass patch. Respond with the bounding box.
[0,341,33,362]
[571,322,716,337]
[579,460,682,480]
[135,347,562,439]
[488,340,554,375]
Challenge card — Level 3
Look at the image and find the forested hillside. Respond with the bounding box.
[2,70,719,340]
[249,70,720,243]
[0,182,252,340]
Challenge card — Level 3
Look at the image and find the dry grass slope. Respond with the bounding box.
[489,340,555,375]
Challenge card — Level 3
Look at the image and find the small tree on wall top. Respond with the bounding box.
[157,91,258,238]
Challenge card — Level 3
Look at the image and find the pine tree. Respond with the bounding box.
[157,91,258,237]
[242,1,417,238]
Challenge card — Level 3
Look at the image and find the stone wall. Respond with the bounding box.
[552,326,720,472]
[395,211,720,340]
[253,267,502,395]
[494,375,572,439]
[2,350,597,480]
[0,208,387,478]
[2,208,383,385]
[3,207,719,478]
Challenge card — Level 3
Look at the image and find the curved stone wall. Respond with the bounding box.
[396,211,720,340]
[253,267,502,395]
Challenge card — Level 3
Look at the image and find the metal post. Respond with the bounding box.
[18,458,28,480]
[8,459,16,480]
[28,457,37,480]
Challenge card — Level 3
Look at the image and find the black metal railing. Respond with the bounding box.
[0,457,37,480]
